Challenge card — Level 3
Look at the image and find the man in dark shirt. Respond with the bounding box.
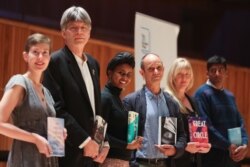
[194,55,248,167]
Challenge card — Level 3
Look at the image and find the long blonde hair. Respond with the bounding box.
[166,58,194,114]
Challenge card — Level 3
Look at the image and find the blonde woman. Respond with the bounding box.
[166,57,211,167]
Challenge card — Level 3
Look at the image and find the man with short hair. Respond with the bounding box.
[43,6,109,167]
[123,53,186,167]
[194,55,248,167]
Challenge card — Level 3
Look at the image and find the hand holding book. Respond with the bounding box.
[126,136,143,150]
[47,117,65,157]
[187,117,211,153]
[155,144,176,156]
[185,142,211,153]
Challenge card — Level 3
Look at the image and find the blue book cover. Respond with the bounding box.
[127,111,139,143]
[228,127,242,146]
[47,117,65,157]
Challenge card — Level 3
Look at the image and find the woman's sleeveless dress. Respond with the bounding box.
[5,75,58,167]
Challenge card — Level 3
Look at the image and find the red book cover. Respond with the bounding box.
[188,117,208,143]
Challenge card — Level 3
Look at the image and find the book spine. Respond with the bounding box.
[158,116,162,145]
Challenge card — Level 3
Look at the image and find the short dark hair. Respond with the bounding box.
[24,33,51,52]
[207,55,227,70]
[140,53,161,70]
[106,52,135,75]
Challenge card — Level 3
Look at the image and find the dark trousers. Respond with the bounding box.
[59,155,99,167]
[130,158,172,167]
[201,148,240,167]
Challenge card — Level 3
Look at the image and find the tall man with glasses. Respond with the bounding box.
[43,6,109,167]
[123,53,186,167]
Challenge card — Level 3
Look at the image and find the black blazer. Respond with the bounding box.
[43,46,101,167]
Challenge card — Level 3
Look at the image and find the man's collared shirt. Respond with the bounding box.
[136,87,169,159]
[74,54,96,149]
[206,80,224,91]
[74,54,96,116]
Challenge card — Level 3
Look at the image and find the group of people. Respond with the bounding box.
[0,5,248,167]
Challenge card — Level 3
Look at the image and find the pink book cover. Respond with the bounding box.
[188,117,209,143]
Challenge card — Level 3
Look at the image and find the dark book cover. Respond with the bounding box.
[188,117,208,143]
[158,117,177,145]
[92,115,108,149]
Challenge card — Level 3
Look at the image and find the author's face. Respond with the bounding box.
[109,64,133,89]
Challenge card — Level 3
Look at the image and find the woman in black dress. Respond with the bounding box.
[100,52,143,167]
[166,58,211,167]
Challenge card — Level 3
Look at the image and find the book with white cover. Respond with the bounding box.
[47,117,65,157]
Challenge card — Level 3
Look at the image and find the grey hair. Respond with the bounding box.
[60,6,92,30]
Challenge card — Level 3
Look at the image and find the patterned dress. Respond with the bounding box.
[5,75,58,167]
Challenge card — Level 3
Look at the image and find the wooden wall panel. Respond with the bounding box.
[1,18,250,165]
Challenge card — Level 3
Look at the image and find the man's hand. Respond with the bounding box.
[155,144,176,156]
[94,146,109,163]
[230,144,248,162]
[83,139,99,158]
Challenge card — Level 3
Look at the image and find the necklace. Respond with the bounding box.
[24,74,46,106]
[34,84,45,101]
[30,79,46,103]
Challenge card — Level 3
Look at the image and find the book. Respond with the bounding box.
[92,115,108,149]
[127,111,139,143]
[228,127,242,146]
[158,116,177,145]
[188,117,209,143]
[47,117,65,157]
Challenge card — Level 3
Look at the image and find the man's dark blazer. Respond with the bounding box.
[123,86,186,161]
[43,46,101,167]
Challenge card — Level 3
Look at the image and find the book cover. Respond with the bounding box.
[93,115,108,149]
[127,111,139,143]
[158,117,177,145]
[228,127,242,146]
[188,117,209,143]
[47,117,65,157]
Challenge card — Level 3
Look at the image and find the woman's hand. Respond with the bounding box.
[185,142,211,154]
[185,142,200,153]
[197,142,211,153]
[126,136,143,150]
[31,133,52,157]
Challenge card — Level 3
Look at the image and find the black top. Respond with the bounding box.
[174,94,201,167]
[101,82,132,161]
